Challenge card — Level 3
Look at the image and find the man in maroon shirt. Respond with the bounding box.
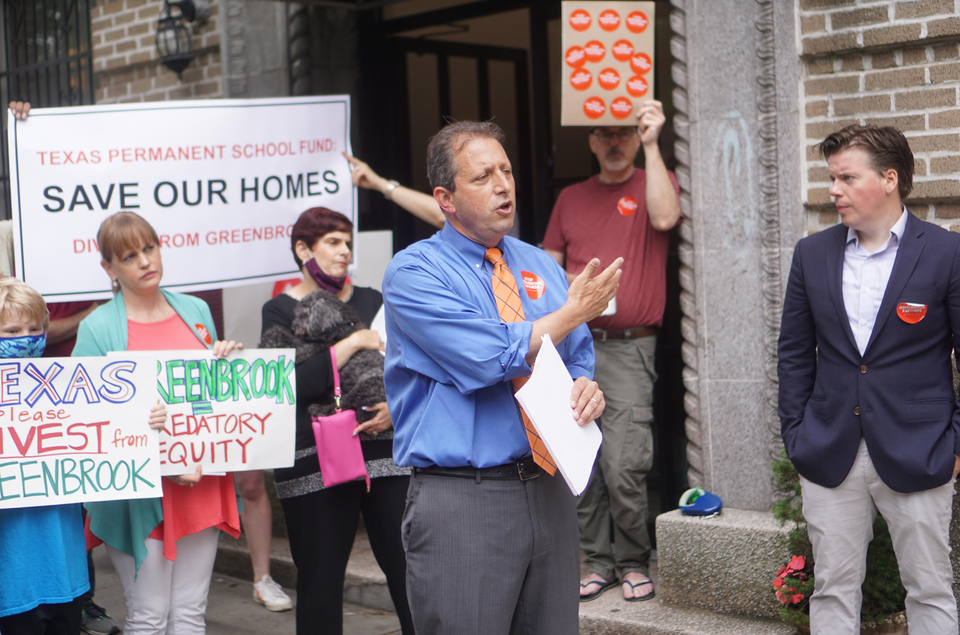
[543,100,680,603]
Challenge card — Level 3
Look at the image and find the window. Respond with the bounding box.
[0,0,94,218]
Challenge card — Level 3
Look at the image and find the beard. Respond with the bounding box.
[603,150,630,172]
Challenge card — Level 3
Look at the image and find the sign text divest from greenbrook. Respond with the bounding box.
[157,356,296,406]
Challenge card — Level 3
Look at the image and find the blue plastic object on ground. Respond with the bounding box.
[678,487,723,517]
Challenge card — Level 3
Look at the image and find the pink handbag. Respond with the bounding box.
[311,347,370,490]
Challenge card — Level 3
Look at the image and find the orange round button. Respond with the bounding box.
[570,68,592,91]
[597,68,621,90]
[569,8,591,32]
[630,52,652,75]
[626,11,649,33]
[612,39,635,62]
[194,323,213,345]
[611,97,634,120]
[565,46,587,68]
[584,40,606,64]
[627,75,649,98]
[897,302,927,324]
[583,96,606,119]
[521,271,545,299]
[617,196,638,216]
[598,9,621,31]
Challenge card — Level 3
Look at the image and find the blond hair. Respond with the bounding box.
[0,278,49,331]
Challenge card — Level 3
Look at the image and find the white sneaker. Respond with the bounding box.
[253,575,293,611]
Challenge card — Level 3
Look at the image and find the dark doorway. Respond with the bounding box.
[353,0,687,527]
[381,36,532,248]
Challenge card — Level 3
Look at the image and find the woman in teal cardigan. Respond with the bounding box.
[75,212,243,635]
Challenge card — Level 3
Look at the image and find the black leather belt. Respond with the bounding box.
[591,326,657,342]
[413,458,544,482]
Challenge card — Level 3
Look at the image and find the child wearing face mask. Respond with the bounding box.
[0,278,165,635]
[0,277,89,635]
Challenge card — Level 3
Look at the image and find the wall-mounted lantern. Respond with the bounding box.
[156,0,210,80]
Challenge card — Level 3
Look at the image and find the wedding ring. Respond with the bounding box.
[371,431,379,437]
[590,398,598,404]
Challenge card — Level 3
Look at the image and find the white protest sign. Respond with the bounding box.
[147,349,296,476]
[0,357,160,509]
[7,96,354,301]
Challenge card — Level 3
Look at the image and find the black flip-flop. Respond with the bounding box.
[623,578,655,602]
[579,578,618,602]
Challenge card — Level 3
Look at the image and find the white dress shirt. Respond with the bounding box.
[842,208,908,356]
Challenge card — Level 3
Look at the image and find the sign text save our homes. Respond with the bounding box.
[8,96,355,301]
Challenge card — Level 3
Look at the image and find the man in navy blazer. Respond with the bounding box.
[779,125,960,635]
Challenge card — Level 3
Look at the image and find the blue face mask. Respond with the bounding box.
[0,333,46,359]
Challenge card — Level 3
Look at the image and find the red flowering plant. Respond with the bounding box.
[772,554,814,626]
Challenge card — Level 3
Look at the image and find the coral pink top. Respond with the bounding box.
[132,313,240,560]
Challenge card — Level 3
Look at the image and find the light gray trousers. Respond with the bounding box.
[801,438,958,635]
[402,469,580,635]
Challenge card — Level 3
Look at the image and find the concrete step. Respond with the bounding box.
[578,592,795,635]
[213,524,396,613]
[217,532,796,634]
[577,556,794,634]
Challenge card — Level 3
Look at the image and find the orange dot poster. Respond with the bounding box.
[561,1,655,126]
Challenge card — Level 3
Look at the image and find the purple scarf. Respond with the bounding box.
[305,258,347,293]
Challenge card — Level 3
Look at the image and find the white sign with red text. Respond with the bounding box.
[146,349,296,476]
[7,96,354,301]
[0,357,160,509]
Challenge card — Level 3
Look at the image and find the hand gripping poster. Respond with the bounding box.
[561,2,656,126]
[0,356,159,509]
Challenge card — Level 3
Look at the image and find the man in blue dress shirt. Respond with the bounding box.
[383,120,622,634]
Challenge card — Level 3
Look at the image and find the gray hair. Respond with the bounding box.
[426,121,506,192]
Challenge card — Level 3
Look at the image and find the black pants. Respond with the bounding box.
[0,597,83,635]
[280,475,414,635]
[80,507,93,603]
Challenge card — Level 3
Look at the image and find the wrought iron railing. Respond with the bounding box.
[0,0,94,219]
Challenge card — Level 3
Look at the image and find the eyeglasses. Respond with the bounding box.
[591,129,636,144]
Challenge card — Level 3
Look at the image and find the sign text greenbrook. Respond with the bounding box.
[157,356,295,405]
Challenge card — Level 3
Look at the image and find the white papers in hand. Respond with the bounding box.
[514,334,602,496]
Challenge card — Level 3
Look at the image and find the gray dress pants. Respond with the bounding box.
[402,467,580,635]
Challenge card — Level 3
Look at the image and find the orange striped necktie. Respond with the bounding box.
[484,247,557,476]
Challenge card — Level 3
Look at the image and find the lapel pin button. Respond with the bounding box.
[896,302,926,324]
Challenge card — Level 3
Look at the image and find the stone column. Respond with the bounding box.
[219,0,289,98]
[670,0,802,511]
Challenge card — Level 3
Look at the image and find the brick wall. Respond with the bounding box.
[91,0,222,104]
[799,0,960,234]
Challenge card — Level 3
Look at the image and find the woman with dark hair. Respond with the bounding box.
[73,211,243,635]
[259,207,413,635]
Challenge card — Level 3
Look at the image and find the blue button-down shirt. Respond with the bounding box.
[842,208,907,355]
[383,223,595,468]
